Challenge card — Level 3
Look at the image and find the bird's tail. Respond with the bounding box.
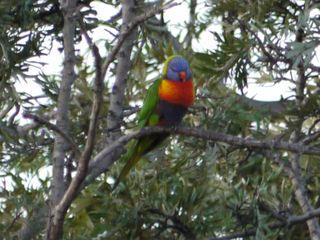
[112,140,142,191]
[112,134,168,191]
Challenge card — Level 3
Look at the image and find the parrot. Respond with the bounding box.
[113,55,194,190]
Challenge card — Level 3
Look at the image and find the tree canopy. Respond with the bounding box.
[1,0,320,239]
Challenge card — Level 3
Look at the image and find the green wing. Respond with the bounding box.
[112,78,162,190]
[137,78,162,128]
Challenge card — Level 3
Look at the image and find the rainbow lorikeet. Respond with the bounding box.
[113,55,194,189]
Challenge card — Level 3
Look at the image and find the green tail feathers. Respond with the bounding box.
[112,140,140,191]
[112,134,168,191]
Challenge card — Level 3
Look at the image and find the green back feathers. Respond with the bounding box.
[137,78,162,128]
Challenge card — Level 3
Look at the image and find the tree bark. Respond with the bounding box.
[287,13,320,238]
[86,0,138,186]
[106,0,137,141]
[46,0,77,238]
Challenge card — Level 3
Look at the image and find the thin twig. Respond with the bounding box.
[23,112,81,158]
[303,130,320,145]
[210,207,320,240]
[6,211,23,233]
[238,19,276,64]
[143,208,196,239]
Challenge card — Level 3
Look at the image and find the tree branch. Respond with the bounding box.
[287,4,320,238]
[23,112,80,158]
[106,0,137,143]
[83,125,320,191]
[143,208,196,239]
[113,126,320,157]
[46,0,78,238]
[210,207,320,240]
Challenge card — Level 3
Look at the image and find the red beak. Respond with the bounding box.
[179,71,186,82]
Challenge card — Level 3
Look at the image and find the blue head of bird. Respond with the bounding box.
[164,56,192,82]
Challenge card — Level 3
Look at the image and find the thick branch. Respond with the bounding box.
[106,0,137,142]
[46,0,78,238]
[49,0,77,221]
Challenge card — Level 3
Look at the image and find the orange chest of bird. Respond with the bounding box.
[158,79,195,107]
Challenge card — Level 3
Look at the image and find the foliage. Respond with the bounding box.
[1,0,320,239]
